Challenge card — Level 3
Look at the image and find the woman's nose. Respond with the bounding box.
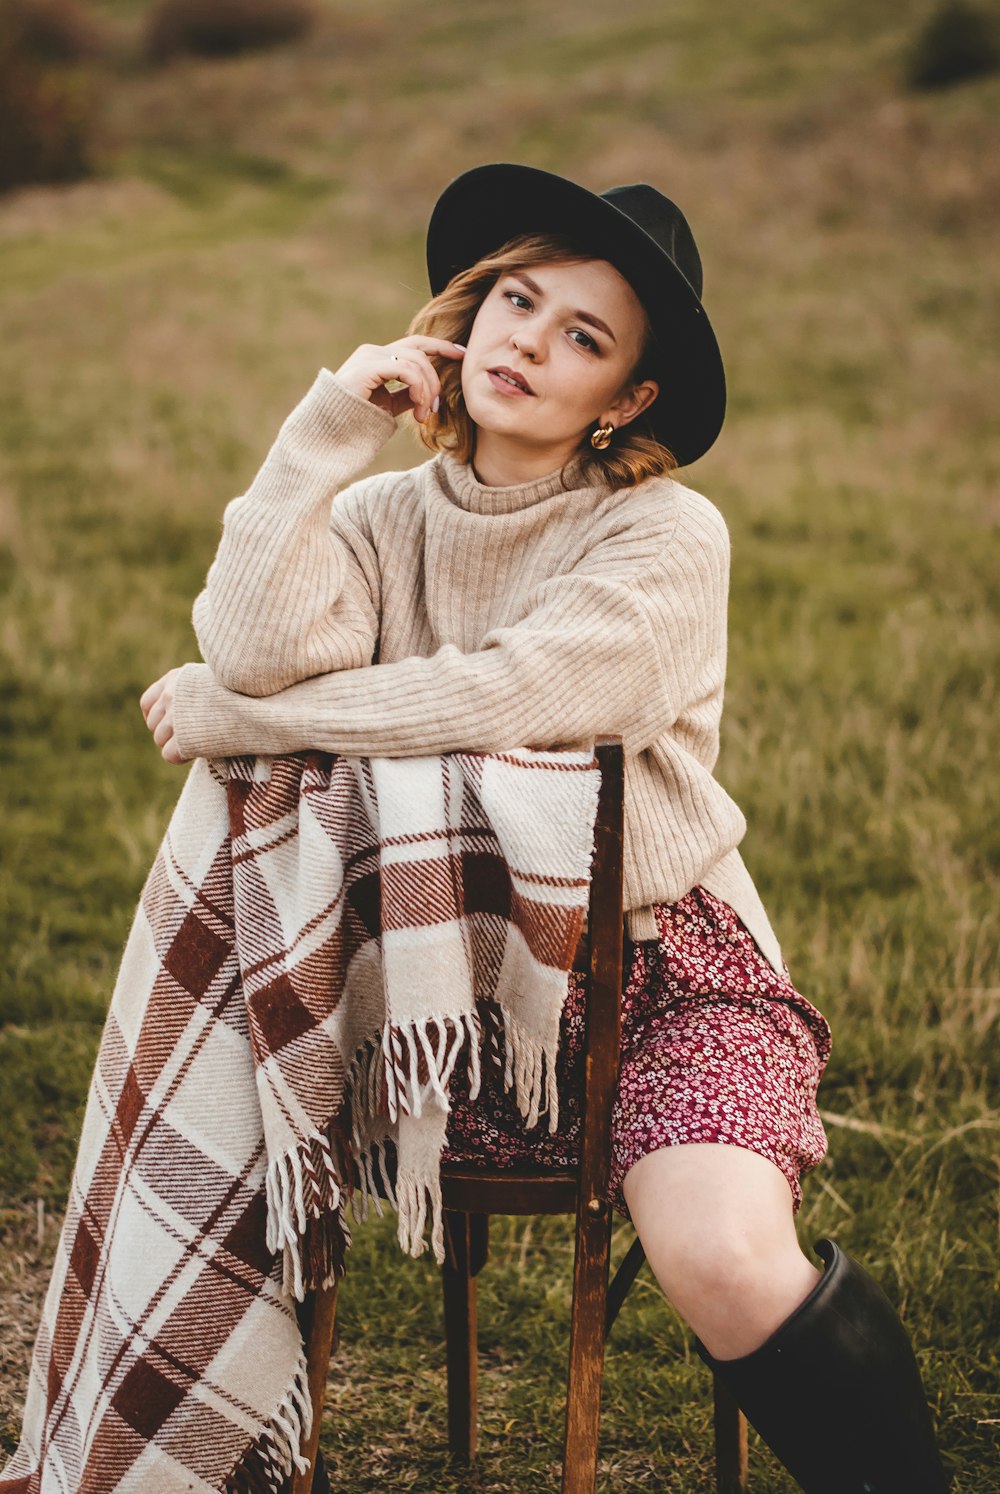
[511,328,542,361]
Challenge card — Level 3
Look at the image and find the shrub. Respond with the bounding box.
[0,1,101,192]
[0,58,97,190]
[144,0,316,63]
[1,0,108,65]
[906,1,1000,89]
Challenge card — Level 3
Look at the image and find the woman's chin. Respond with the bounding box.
[467,403,571,452]
[465,394,531,432]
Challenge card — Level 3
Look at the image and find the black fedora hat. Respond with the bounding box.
[425,162,726,468]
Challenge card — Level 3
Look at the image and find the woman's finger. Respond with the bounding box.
[388,335,466,360]
[161,731,187,766]
[153,716,173,748]
[140,668,181,738]
[386,338,465,413]
[139,678,164,719]
[144,698,165,733]
[372,351,438,420]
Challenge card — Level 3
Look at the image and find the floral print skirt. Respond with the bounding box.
[439,884,833,1218]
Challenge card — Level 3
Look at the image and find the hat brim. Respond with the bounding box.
[426,163,725,467]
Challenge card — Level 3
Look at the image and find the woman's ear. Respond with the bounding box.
[603,379,660,431]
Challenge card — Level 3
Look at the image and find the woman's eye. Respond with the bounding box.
[504,291,532,310]
[569,329,598,351]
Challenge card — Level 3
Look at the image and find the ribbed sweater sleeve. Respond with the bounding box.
[171,519,729,762]
[190,370,395,693]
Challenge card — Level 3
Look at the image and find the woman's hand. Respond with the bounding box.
[333,336,465,422]
[140,667,189,765]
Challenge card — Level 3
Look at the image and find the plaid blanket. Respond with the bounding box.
[2,746,600,1493]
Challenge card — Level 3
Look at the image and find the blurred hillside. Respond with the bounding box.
[1,2,998,1489]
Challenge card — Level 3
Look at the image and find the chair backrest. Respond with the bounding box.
[570,735,625,1222]
[439,735,624,1217]
[435,739,628,1494]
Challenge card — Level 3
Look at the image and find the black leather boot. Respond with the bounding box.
[696,1238,950,1493]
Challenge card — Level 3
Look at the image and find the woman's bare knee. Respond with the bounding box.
[622,1143,821,1359]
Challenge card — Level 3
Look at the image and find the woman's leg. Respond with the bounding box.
[622,1139,818,1358]
[623,1140,950,1493]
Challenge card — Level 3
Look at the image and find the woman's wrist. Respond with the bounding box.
[285,368,398,450]
[171,663,221,763]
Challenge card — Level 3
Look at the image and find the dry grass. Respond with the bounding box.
[0,1209,58,1457]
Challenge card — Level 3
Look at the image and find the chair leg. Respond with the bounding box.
[442,1210,488,1461]
[713,1373,749,1494]
[290,1281,339,1494]
[605,1234,646,1337]
[561,1200,613,1494]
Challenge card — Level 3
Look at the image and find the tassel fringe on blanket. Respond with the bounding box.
[1,745,600,1492]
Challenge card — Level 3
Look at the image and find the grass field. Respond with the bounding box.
[1,0,998,1487]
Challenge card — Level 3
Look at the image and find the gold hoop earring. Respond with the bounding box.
[590,423,614,450]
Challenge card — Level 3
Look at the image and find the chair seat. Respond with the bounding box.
[440,1165,580,1215]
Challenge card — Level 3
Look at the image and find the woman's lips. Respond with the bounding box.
[487,366,536,396]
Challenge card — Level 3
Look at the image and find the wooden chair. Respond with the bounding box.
[292,738,748,1494]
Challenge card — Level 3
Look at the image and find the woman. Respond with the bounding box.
[141,164,948,1492]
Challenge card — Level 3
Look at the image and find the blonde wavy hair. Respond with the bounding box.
[407,233,678,487]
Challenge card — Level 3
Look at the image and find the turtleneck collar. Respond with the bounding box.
[436,450,605,515]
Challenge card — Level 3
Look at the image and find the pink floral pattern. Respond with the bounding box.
[441,884,832,1217]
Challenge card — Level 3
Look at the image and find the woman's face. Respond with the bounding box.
[460,257,659,480]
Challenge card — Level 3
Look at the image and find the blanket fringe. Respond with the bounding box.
[377,1009,482,1123]
[344,1000,561,1262]
[350,1134,399,1226]
[225,1347,313,1493]
[264,1126,354,1301]
[345,1011,481,1258]
[492,999,560,1134]
[394,1164,445,1264]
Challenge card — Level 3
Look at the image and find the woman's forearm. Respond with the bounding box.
[171,563,695,764]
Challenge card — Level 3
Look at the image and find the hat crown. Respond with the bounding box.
[599,184,704,299]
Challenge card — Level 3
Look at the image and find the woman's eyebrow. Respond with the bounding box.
[509,272,618,343]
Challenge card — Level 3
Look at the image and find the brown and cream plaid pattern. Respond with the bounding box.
[2,745,599,1492]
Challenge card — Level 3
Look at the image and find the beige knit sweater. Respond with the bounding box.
[172,370,785,974]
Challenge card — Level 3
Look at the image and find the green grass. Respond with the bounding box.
[1,0,998,1487]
